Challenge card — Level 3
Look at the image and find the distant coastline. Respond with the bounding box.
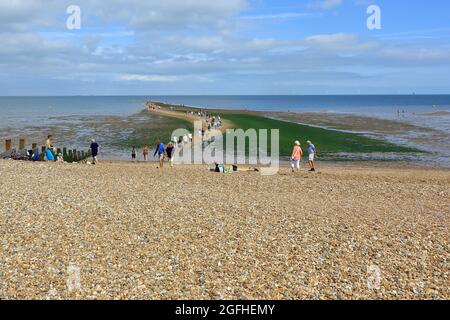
[417,111,450,116]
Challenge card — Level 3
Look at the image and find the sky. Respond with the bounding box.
[0,0,450,95]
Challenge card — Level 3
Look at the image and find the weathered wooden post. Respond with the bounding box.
[19,138,26,150]
[63,147,68,160]
[68,149,73,161]
[5,139,12,151]
[81,151,85,159]
[73,149,78,161]
[77,151,81,160]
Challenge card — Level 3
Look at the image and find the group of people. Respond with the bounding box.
[130,140,175,168]
[147,103,161,110]
[25,134,318,172]
[29,135,61,162]
[291,140,317,172]
[206,115,222,130]
[187,110,223,131]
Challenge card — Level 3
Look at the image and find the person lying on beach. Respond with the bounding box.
[209,163,259,173]
[232,165,259,172]
[307,140,317,172]
[291,141,303,173]
[154,140,165,168]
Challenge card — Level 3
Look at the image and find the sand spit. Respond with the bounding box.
[418,111,450,116]
[0,160,449,300]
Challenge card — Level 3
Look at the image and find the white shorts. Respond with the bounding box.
[291,159,300,169]
[309,154,315,161]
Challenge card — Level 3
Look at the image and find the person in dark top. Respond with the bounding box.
[90,139,99,165]
[165,142,175,168]
[154,140,165,168]
[131,146,137,161]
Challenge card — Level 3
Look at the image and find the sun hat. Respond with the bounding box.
[294,141,300,146]
[307,140,312,144]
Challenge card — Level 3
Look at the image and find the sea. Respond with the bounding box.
[1,95,449,165]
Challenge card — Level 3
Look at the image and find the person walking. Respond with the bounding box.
[90,139,99,165]
[143,145,149,161]
[165,142,175,168]
[154,140,165,169]
[307,140,317,172]
[131,146,137,161]
[46,135,52,150]
[291,141,303,173]
[44,135,54,161]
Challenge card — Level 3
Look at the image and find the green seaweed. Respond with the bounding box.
[223,114,422,158]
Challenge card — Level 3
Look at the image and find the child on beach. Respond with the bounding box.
[291,141,303,173]
[56,153,64,163]
[131,147,137,161]
[143,145,149,161]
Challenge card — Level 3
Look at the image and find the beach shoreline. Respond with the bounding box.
[1,97,449,166]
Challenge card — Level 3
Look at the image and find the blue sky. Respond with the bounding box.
[1,0,449,95]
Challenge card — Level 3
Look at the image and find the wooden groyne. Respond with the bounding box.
[2,138,91,163]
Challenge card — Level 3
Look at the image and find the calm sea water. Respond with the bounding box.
[151,95,450,115]
[0,96,145,128]
[152,95,450,134]
[1,95,449,124]
[1,95,449,164]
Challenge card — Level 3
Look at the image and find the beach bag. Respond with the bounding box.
[45,149,55,161]
[32,150,41,161]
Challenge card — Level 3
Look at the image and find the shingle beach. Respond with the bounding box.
[0,160,448,299]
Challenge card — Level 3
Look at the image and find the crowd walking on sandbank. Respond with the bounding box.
[2,133,319,174]
[2,102,319,173]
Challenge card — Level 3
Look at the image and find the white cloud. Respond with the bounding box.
[0,0,449,94]
[308,0,343,10]
[118,74,180,82]
[84,0,248,30]
[240,12,318,20]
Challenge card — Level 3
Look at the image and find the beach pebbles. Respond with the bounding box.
[0,160,449,299]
